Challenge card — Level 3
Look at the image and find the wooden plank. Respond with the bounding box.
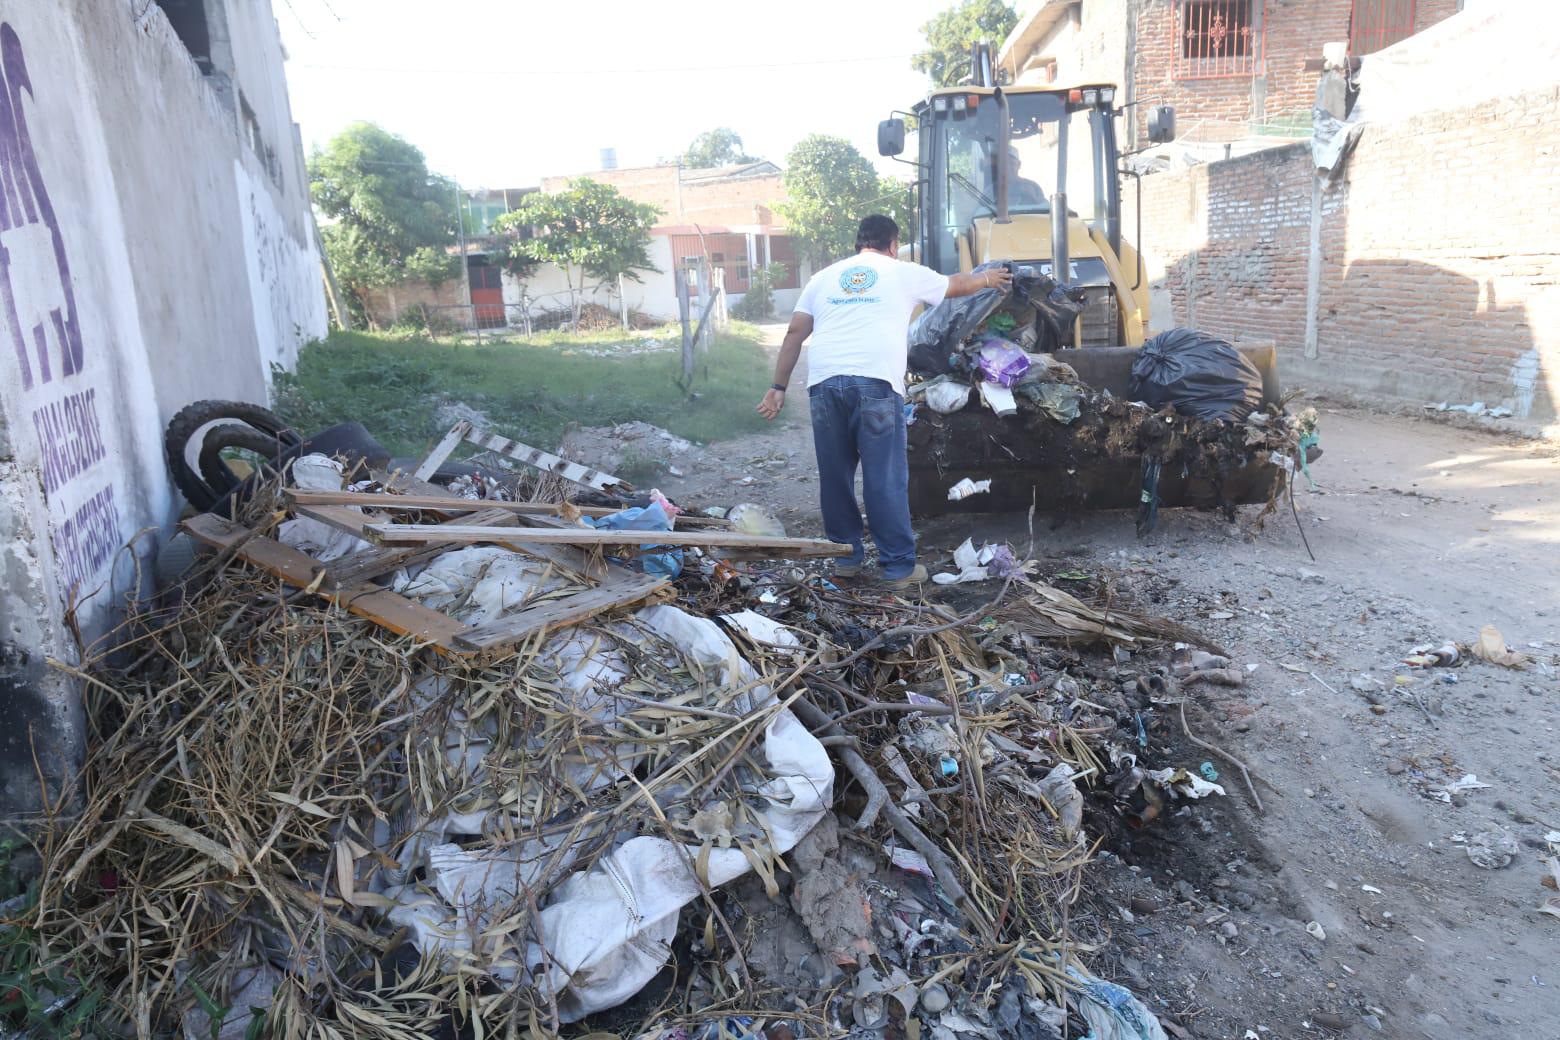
[414,421,472,482]
[285,489,735,529]
[462,426,633,494]
[294,503,382,539]
[454,572,670,654]
[326,506,519,586]
[364,522,853,558]
[181,514,473,653]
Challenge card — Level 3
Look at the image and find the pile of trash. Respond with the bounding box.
[905,264,1316,526]
[21,418,1245,1039]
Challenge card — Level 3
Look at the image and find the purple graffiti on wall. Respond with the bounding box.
[0,22,82,391]
[0,22,121,600]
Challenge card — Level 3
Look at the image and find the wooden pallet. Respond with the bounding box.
[283,489,735,529]
[182,514,669,660]
[362,521,852,558]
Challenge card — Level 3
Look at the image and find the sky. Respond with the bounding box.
[276,0,960,189]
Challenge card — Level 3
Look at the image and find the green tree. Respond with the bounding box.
[877,175,917,246]
[308,122,459,317]
[492,178,660,326]
[912,0,1018,87]
[775,135,889,267]
[682,127,757,169]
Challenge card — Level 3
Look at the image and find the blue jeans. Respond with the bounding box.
[808,375,916,578]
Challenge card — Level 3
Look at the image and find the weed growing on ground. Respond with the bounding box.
[273,323,774,457]
[0,841,107,1038]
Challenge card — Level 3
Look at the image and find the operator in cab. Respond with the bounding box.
[1006,147,1046,209]
[756,215,1012,589]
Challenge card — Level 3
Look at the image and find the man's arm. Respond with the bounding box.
[945,265,1013,299]
[757,311,813,420]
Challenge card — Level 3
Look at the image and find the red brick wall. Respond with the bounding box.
[1132,0,1462,142]
[1125,86,1560,422]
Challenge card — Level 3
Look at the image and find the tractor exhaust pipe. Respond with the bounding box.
[1050,191,1068,284]
[1051,103,1069,285]
[995,88,1011,224]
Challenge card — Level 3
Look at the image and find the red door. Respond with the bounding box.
[469,264,505,328]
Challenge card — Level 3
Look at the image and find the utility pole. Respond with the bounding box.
[311,211,350,330]
[454,178,473,340]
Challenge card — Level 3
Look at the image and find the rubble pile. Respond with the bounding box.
[25,436,1241,1039]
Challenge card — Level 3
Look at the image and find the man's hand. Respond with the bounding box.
[946,265,1014,298]
[757,388,786,420]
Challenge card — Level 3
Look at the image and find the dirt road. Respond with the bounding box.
[624,326,1560,1038]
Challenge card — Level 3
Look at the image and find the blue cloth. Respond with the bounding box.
[807,374,916,579]
[587,500,682,577]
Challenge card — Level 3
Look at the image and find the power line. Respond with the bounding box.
[278,0,315,39]
[295,53,914,77]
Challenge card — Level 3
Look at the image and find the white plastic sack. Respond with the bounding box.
[720,608,802,650]
[925,378,973,414]
[277,454,371,561]
[395,545,568,625]
[382,599,833,1022]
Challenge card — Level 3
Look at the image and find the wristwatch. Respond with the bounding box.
[771,383,787,392]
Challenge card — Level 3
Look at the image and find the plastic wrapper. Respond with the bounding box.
[976,338,1031,387]
[1128,328,1264,421]
[1017,380,1082,424]
[587,499,681,577]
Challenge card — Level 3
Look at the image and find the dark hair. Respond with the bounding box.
[855,214,900,252]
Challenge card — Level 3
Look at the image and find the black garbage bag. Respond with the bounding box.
[907,262,1090,375]
[1026,277,1088,354]
[1128,328,1264,421]
[907,261,1009,376]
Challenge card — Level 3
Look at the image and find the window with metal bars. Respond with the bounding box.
[1351,0,1417,54]
[1172,0,1261,80]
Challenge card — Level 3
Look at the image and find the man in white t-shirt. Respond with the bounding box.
[756,215,1012,588]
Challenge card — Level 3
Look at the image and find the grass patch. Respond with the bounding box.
[272,323,774,458]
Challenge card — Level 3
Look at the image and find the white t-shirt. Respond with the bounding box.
[794,251,950,396]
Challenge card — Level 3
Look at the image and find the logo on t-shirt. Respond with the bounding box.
[838,265,879,295]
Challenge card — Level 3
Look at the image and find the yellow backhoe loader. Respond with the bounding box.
[877,43,1285,518]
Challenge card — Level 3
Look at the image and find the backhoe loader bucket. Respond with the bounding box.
[906,342,1285,517]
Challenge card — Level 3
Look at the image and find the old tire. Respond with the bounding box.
[164,400,302,511]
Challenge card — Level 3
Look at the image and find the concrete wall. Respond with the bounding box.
[1005,0,1132,87]
[0,1,326,825]
[505,236,683,324]
[1123,87,1559,424]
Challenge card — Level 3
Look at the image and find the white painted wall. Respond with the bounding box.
[0,1,326,822]
[501,236,682,323]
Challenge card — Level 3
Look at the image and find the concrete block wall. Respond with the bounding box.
[1125,87,1560,423]
[0,1,326,826]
